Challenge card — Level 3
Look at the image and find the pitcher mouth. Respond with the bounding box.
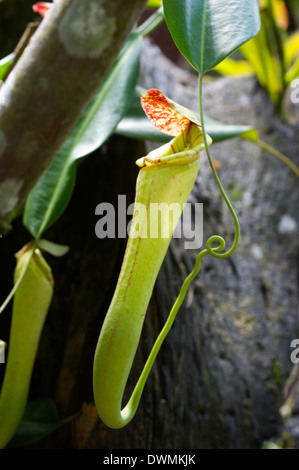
[135,123,212,168]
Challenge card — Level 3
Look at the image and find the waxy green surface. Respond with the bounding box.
[0,247,53,448]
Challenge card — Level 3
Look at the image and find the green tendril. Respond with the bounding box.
[198,74,240,260]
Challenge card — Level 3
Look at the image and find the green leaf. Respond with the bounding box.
[285,55,299,85]
[23,33,142,238]
[116,87,258,143]
[284,31,299,68]
[67,37,142,162]
[162,0,261,75]
[8,398,74,448]
[0,53,14,80]
[205,117,259,143]
[23,146,76,239]
[37,239,69,257]
[239,9,283,106]
[146,0,161,7]
[213,57,253,76]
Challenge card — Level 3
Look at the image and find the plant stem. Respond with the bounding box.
[198,75,240,258]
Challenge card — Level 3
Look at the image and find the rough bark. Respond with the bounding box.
[0,0,147,233]
[0,39,298,450]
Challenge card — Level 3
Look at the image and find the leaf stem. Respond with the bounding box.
[198,74,240,258]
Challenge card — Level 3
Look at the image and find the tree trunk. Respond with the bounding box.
[0,39,298,450]
[0,0,147,233]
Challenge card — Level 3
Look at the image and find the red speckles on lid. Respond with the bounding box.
[141,89,190,136]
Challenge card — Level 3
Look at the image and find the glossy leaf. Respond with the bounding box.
[162,0,261,74]
[70,37,141,161]
[23,33,142,238]
[8,398,72,448]
[23,138,77,239]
